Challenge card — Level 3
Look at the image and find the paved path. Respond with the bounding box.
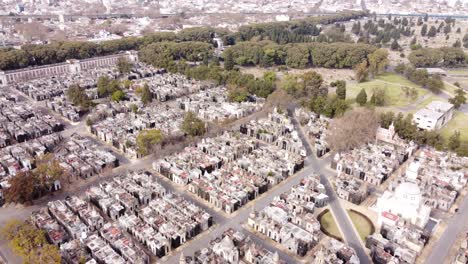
[425,195,468,264]
[288,107,371,264]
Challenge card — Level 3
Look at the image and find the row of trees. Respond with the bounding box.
[223,41,377,69]
[2,220,61,264]
[235,11,368,43]
[0,27,221,71]
[408,47,467,67]
[395,64,444,94]
[380,111,467,156]
[139,41,214,69]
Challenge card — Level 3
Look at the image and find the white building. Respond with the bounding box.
[413,101,454,131]
[376,182,431,228]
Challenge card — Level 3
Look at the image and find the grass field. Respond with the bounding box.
[347,73,428,108]
[319,210,343,240]
[440,111,468,142]
[347,210,375,242]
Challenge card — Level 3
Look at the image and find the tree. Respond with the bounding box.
[421,24,428,36]
[333,80,347,100]
[356,88,367,106]
[4,171,35,204]
[391,39,400,51]
[34,153,66,194]
[449,88,467,109]
[328,108,380,152]
[136,129,164,156]
[140,83,152,105]
[228,86,249,103]
[370,87,387,106]
[67,84,93,109]
[368,49,389,77]
[426,75,444,94]
[2,220,61,264]
[281,74,300,95]
[181,111,205,137]
[395,63,406,74]
[35,244,61,264]
[97,76,111,97]
[427,26,437,37]
[263,71,277,83]
[448,131,461,151]
[111,90,126,102]
[354,61,369,83]
[116,57,133,74]
[453,39,461,48]
[224,50,235,70]
[301,71,323,97]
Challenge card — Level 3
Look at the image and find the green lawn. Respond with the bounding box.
[440,111,468,142]
[347,73,428,108]
[319,210,343,240]
[347,210,374,242]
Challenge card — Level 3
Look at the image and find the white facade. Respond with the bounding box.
[376,182,431,228]
[413,101,454,131]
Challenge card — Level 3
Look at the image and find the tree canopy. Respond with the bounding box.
[181,111,206,137]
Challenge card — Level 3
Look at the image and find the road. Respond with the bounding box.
[425,195,468,264]
[288,107,371,264]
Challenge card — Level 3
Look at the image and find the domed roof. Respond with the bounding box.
[395,182,421,197]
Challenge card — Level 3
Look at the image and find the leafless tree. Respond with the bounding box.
[328,108,380,152]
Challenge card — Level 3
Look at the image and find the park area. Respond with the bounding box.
[347,73,429,109]
[318,209,343,241]
[347,209,375,242]
[441,111,468,142]
[318,209,375,242]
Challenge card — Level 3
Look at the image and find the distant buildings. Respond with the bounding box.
[0,51,138,86]
[413,101,454,131]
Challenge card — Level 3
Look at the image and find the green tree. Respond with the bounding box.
[181,111,205,137]
[427,26,437,37]
[116,57,133,74]
[136,129,164,156]
[395,63,406,74]
[224,50,235,70]
[370,87,387,106]
[281,74,300,95]
[426,75,444,94]
[34,154,66,194]
[421,24,428,36]
[354,61,369,83]
[301,71,323,97]
[333,80,347,100]
[67,84,93,109]
[448,131,461,151]
[111,90,126,102]
[97,76,111,97]
[356,88,367,106]
[391,39,400,51]
[449,88,467,109]
[263,71,277,83]
[368,48,389,77]
[140,83,152,105]
[228,86,249,103]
